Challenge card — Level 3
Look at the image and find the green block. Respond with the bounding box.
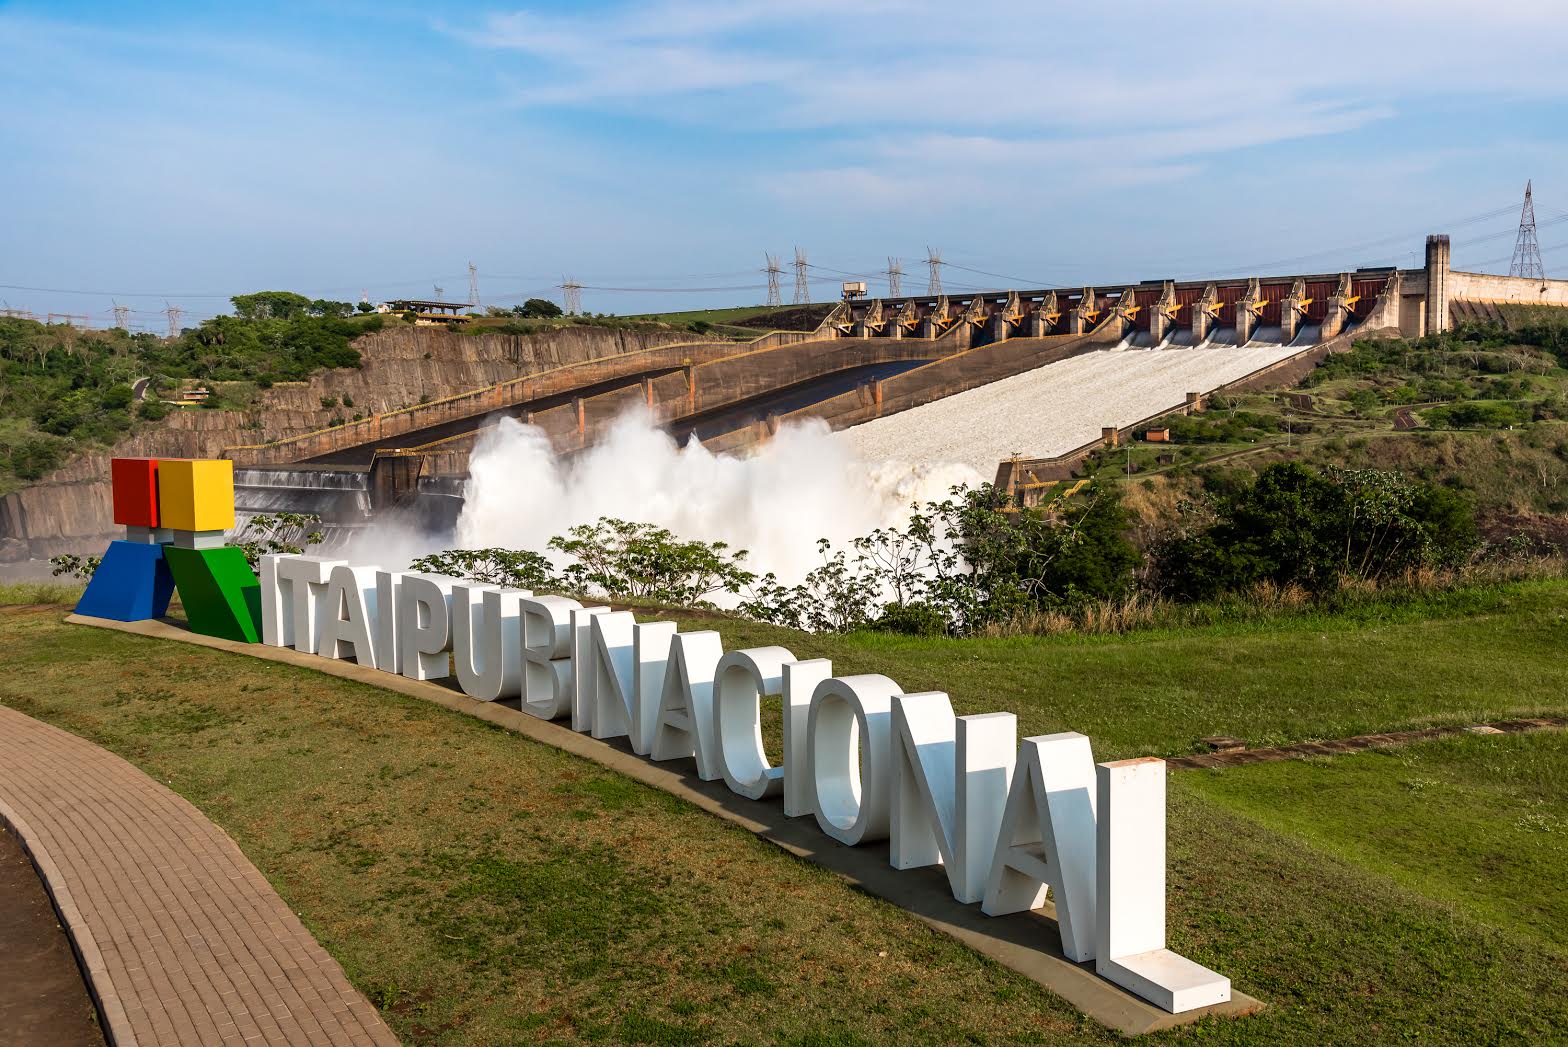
[165,545,262,643]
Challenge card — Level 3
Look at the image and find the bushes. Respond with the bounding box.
[1154,463,1478,601]
[4,435,65,481]
[1424,401,1529,430]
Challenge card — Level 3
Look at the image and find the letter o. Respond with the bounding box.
[713,646,794,800]
[808,674,901,845]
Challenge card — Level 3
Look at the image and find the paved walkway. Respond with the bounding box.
[0,705,399,1046]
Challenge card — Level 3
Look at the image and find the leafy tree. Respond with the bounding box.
[407,548,560,591]
[517,298,563,319]
[1154,463,1478,600]
[230,291,313,321]
[234,512,325,571]
[356,300,376,314]
[550,518,754,605]
[49,553,101,579]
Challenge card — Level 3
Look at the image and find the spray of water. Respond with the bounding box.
[453,408,981,589]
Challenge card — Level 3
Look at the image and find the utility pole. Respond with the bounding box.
[1510,180,1546,280]
[467,262,481,309]
[792,247,809,305]
[163,302,183,338]
[926,247,943,296]
[885,257,903,298]
[561,277,582,315]
[763,253,783,308]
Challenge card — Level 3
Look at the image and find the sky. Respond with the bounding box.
[3,0,1568,330]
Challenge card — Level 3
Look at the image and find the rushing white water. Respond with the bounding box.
[453,408,981,587]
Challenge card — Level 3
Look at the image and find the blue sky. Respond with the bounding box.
[3,0,1567,329]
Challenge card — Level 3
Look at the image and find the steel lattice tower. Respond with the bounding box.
[467,262,482,308]
[925,247,943,296]
[885,257,903,297]
[1510,181,1546,280]
[764,254,783,307]
[792,248,809,305]
[561,277,582,315]
[163,302,183,338]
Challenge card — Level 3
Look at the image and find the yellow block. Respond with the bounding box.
[157,459,235,532]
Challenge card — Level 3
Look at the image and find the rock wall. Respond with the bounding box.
[0,325,726,562]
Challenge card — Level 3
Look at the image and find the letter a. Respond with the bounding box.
[982,733,1099,963]
[649,631,724,780]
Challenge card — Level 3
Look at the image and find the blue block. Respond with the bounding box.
[75,540,175,622]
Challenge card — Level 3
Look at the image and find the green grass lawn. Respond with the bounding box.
[673,579,1568,757]
[2,590,1566,1045]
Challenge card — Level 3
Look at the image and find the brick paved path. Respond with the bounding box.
[0,704,399,1046]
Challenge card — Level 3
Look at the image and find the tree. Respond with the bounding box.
[355,300,376,314]
[233,512,325,571]
[517,298,563,319]
[230,291,312,321]
[408,548,559,591]
[1154,463,1478,600]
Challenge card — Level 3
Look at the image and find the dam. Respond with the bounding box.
[212,233,1568,542]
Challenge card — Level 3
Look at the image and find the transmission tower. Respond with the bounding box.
[163,302,183,338]
[561,277,582,315]
[885,256,904,298]
[467,262,481,308]
[433,285,444,301]
[1510,180,1546,280]
[763,253,783,308]
[792,247,809,305]
[112,301,130,329]
[925,247,943,296]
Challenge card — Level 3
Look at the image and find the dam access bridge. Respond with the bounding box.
[221,234,1568,541]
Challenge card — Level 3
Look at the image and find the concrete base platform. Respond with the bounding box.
[66,612,1265,1037]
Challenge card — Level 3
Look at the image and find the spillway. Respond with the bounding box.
[836,342,1307,476]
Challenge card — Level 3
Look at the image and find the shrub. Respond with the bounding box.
[1154,463,1477,600]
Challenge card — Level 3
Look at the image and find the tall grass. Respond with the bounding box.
[981,556,1568,637]
[0,581,84,606]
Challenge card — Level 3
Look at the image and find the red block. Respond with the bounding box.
[111,457,161,527]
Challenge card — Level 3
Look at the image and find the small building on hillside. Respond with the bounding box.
[1144,426,1172,443]
[379,300,475,325]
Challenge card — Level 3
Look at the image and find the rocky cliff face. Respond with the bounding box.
[0,325,724,562]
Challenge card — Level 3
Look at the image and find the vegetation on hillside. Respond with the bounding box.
[0,297,381,494]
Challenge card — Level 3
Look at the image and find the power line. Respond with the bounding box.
[1510,180,1546,280]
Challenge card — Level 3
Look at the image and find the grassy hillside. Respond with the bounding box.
[5,585,1566,1044]
[0,299,382,495]
[1094,307,1568,546]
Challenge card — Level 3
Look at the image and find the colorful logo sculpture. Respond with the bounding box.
[76,457,261,642]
